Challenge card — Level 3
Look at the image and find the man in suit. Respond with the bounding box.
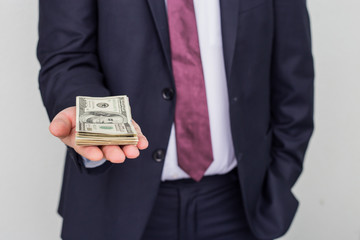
[37,0,314,239]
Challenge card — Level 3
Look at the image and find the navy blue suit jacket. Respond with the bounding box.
[37,0,314,239]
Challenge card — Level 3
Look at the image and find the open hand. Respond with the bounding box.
[49,106,149,163]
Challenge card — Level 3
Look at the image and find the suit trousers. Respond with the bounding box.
[141,169,269,240]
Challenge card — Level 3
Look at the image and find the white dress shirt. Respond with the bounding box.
[84,0,237,181]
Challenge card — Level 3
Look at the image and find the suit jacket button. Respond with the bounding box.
[153,149,165,162]
[162,88,174,100]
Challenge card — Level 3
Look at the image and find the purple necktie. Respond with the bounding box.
[167,0,214,181]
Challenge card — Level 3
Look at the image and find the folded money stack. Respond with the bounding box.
[75,95,138,146]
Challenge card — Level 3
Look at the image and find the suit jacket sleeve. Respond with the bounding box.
[270,0,314,189]
[37,0,113,174]
[37,0,110,120]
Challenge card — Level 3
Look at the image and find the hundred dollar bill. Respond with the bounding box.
[75,96,138,146]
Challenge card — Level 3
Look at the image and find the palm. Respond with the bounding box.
[49,106,148,163]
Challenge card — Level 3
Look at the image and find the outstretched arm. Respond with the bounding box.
[37,0,109,120]
[37,1,148,164]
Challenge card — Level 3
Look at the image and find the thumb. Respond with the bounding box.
[49,109,74,138]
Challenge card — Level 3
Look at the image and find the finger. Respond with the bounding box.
[132,120,142,133]
[101,145,126,163]
[74,145,104,161]
[137,134,149,150]
[132,120,149,150]
[49,115,72,138]
[122,145,140,159]
[49,107,76,138]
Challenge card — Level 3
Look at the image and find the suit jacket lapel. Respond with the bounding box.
[146,0,172,74]
[220,0,240,80]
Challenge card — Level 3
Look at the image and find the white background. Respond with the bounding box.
[0,0,359,239]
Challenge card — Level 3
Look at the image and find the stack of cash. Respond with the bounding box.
[75,96,138,146]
